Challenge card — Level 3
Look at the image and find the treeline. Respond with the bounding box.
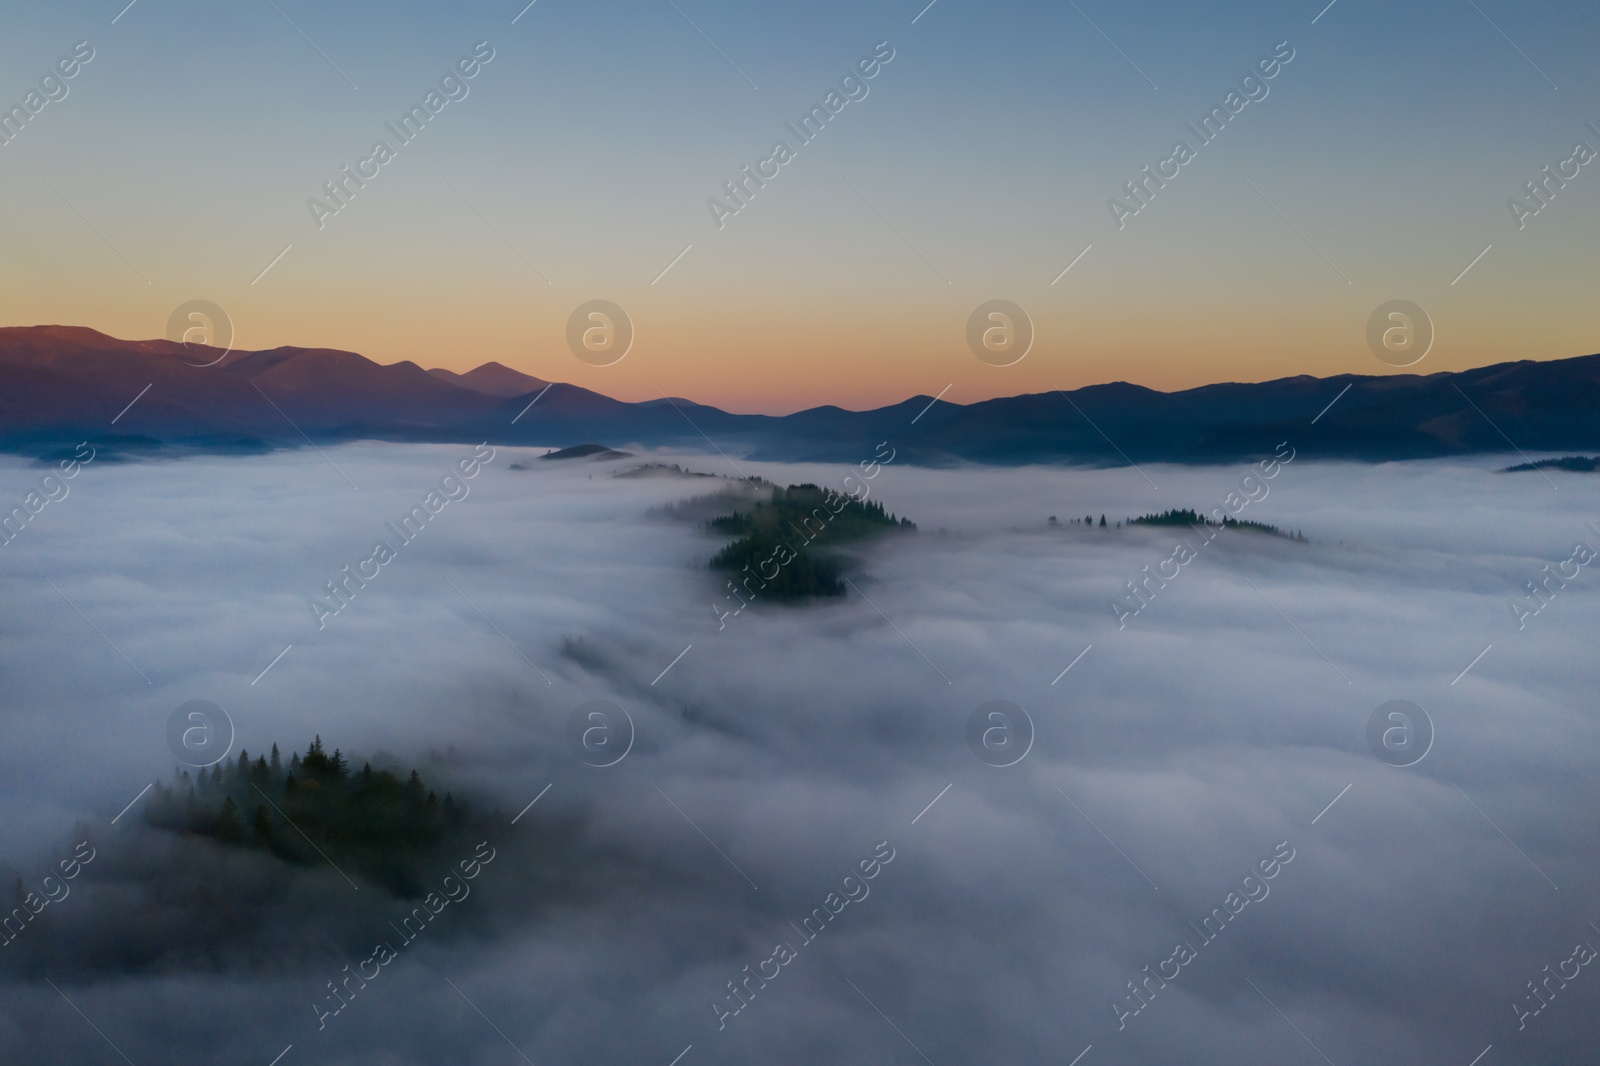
[144,737,486,896]
[708,484,914,602]
[648,480,768,522]
[1503,456,1600,473]
[1127,508,1306,541]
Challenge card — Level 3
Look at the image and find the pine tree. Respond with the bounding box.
[1099,514,1107,527]
[301,737,331,779]
[218,797,244,843]
[270,743,281,774]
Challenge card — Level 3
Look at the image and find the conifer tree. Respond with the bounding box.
[136,734,492,895]
[218,797,243,843]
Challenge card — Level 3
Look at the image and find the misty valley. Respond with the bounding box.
[6,0,1597,1059]
[2,444,1597,1065]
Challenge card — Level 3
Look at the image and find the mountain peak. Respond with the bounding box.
[0,324,181,355]
[427,361,550,398]
[2,324,1598,465]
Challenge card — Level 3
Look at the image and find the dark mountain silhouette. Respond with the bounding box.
[3,325,1599,464]
[426,361,549,397]
[540,443,633,461]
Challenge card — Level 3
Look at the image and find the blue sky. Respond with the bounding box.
[1,0,1596,410]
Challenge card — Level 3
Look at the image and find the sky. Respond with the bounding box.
[2,446,1598,1063]
[1,0,1598,412]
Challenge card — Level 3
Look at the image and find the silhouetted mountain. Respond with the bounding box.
[3,325,1599,464]
[426,361,549,397]
[540,443,633,461]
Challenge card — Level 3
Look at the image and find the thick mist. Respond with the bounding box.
[1,443,1597,1065]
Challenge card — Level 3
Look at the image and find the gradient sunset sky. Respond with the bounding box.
[2,0,1597,413]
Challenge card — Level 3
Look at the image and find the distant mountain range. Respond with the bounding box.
[3,325,1598,465]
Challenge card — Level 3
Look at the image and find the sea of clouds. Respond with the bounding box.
[0,443,1597,1065]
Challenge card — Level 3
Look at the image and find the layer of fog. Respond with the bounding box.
[0,442,1596,1065]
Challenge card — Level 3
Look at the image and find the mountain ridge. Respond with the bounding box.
[2,325,1598,465]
